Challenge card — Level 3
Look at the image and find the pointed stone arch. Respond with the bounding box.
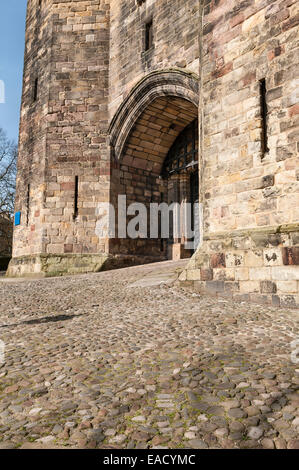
[109,69,199,162]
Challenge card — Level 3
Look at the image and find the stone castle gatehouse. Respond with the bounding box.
[8,0,299,307]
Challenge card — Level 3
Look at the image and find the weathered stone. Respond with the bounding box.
[188,439,208,449]
[87,429,105,444]
[228,408,247,419]
[248,426,264,440]
[261,438,275,449]
[282,248,299,266]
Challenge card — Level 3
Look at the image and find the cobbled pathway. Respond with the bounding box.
[0,260,298,449]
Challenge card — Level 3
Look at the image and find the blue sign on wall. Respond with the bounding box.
[14,211,21,226]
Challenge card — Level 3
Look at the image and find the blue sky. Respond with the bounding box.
[0,1,27,143]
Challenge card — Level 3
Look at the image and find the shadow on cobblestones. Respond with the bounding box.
[0,314,82,328]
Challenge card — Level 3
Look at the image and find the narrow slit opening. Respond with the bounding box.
[26,184,30,226]
[145,20,153,51]
[260,78,269,156]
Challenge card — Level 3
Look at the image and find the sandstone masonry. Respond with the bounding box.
[8,0,299,307]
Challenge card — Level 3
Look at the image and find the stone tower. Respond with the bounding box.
[10,0,111,275]
[8,0,299,308]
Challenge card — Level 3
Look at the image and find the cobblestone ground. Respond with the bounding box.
[0,260,298,450]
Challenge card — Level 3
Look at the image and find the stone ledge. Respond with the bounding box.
[6,253,166,278]
[6,254,109,278]
[180,223,299,307]
[178,279,299,309]
[203,223,299,241]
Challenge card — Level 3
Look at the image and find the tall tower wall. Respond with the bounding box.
[13,0,53,259]
[9,0,111,276]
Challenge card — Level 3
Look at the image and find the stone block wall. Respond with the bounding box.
[109,0,199,119]
[12,0,53,258]
[9,0,111,276]
[181,225,299,307]
[200,0,298,233]
[44,0,110,256]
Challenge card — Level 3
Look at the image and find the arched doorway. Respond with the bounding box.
[108,71,199,263]
[161,118,199,260]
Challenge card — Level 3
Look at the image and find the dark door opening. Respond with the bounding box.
[161,119,199,260]
[190,170,199,254]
